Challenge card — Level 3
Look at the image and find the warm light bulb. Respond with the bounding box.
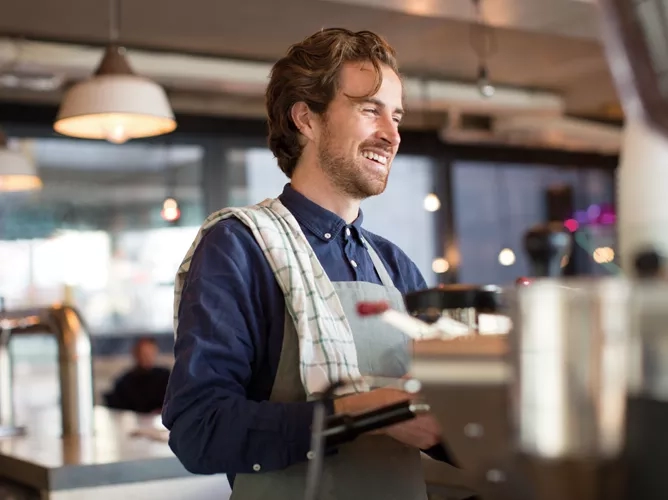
[593,246,615,264]
[163,198,178,210]
[423,193,441,212]
[0,175,42,192]
[161,198,181,222]
[432,257,449,273]
[498,248,516,266]
[106,124,129,144]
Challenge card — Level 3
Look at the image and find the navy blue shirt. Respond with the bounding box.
[162,184,434,481]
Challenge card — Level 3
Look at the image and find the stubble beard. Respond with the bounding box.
[317,123,390,201]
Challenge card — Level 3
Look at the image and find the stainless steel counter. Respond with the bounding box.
[0,406,231,500]
[0,403,477,500]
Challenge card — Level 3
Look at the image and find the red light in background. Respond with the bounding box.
[564,219,579,232]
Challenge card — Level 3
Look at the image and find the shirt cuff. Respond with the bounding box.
[285,398,338,464]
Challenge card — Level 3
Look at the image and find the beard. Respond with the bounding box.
[317,122,391,200]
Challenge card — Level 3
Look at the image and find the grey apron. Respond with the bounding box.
[231,240,427,500]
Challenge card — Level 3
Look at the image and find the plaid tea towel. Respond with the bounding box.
[173,198,369,397]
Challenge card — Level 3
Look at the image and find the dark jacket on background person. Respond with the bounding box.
[105,366,171,414]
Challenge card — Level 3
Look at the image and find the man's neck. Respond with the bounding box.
[290,165,361,224]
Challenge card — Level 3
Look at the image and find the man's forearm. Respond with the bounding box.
[165,393,334,475]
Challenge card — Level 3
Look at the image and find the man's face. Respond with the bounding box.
[134,341,157,370]
[316,61,403,200]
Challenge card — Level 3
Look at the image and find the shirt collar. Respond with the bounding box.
[278,183,365,242]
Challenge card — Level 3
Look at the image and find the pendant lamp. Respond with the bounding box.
[53,44,176,144]
[0,133,41,192]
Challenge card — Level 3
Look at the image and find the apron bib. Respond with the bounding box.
[231,241,427,500]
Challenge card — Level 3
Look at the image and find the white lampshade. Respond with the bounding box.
[0,143,42,192]
[54,46,176,144]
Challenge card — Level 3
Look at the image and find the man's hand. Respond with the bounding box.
[383,413,442,449]
[332,387,442,450]
[333,387,410,415]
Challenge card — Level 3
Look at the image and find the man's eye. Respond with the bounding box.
[363,108,379,115]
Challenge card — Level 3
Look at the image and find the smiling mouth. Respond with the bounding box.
[361,150,389,165]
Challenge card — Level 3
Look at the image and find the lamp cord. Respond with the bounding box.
[468,0,497,65]
[109,0,122,43]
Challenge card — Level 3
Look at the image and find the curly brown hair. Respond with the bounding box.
[265,28,400,178]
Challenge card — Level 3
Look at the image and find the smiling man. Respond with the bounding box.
[162,28,448,500]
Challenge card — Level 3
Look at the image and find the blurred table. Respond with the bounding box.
[0,406,231,500]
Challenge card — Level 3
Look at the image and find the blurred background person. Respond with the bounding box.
[104,337,171,414]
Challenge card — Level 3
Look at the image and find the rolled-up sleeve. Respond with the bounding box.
[162,222,323,475]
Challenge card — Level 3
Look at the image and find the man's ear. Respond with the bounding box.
[291,101,318,142]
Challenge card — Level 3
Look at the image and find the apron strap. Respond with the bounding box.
[361,237,395,289]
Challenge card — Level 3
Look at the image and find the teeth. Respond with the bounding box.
[362,151,388,165]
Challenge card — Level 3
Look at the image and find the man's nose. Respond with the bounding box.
[377,116,401,148]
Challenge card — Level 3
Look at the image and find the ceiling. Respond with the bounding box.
[0,0,619,118]
[0,0,622,123]
[0,0,623,233]
[320,0,601,40]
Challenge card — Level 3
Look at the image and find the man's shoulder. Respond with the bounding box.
[187,217,273,279]
[151,366,172,381]
[201,217,258,247]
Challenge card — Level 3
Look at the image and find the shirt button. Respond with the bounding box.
[350,260,358,268]
[253,463,261,472]
[307,451,315,460]
[345,228,351,237]
[324,233,332,239]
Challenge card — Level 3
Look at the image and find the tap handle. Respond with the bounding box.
[523,222,573,278]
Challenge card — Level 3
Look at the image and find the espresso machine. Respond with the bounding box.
[306,2,668,499]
